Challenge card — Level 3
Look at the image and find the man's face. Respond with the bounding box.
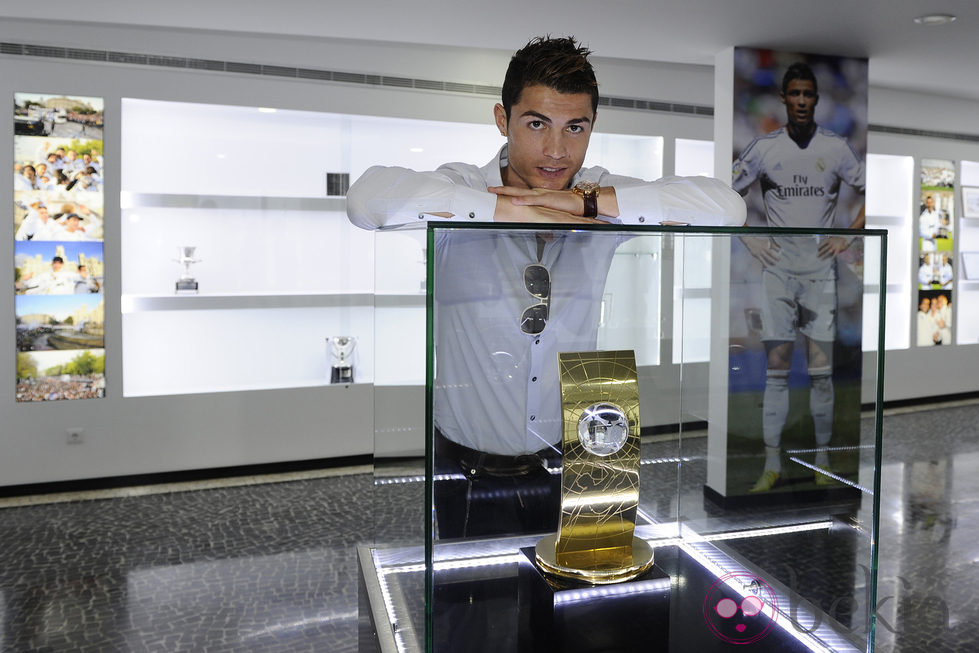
[926,197,935,211]
[781,79,818,127]
[52,260,63,271]
[920,298,930,312]
[937,294,948,308]
[65,217,81,232]
[38,207,49,221]
[494,85,594,190]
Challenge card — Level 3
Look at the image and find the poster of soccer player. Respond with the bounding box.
[13,92,105,402]
[725,48,867,499]
[917,159,955,346]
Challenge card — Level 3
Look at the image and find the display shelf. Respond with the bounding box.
[120,292,423,313]
[121,192,346,211]
[865,214,907,225]
[123,378,371,398]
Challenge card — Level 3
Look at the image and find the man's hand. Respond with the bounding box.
[490,185,619,218]
[493,195,604,224]
[490,186,584,215]
[742,236,780,266]
[817,236,851,259]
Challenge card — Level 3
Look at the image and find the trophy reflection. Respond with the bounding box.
[328,336,357,384]
[174,246,200,294]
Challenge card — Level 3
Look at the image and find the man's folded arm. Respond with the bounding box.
[612,175,747,227]
[346,165,495,230]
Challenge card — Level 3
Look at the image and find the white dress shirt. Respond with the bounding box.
[347,146,746,455]
[347,145,746,230]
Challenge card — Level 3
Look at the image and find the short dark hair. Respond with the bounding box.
[501,36,598,119]
[52,256,64,263]
[781,62,818,95]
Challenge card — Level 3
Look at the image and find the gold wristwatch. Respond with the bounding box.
[572,181,601,218]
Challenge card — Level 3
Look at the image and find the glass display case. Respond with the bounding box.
[362,222,886,653]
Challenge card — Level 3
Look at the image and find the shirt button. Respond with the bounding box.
[530,415,536,421]
[532,376,537,382]
[639,216,646,223]
[535,339,540,345]
[418,213,424,219]
[468,212,475,219]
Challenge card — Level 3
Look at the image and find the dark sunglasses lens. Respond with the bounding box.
[524,264,550,298]
[520,303,548,334]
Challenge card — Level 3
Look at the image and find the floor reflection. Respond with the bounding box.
[0,401,977,652]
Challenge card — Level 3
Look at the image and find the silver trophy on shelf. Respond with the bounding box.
[328,336,357,384]
[174,246,200,294]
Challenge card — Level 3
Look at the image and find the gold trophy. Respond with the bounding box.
[535,350,653,584]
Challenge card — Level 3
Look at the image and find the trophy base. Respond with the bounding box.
[175,279,199,295]
[331,366,354,384]
[518,546,670,653]
[534,534,654,585]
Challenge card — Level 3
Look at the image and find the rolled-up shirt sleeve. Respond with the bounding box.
[346,165,497,230]
[610,174,746,227]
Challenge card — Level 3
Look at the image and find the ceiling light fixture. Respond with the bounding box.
[913,13,957,26]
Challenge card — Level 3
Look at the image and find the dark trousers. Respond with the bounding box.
[433,430,561,539]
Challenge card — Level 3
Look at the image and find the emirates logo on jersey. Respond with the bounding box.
[775,174,826,199]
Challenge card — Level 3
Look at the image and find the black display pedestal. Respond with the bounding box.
[517,546,671,653]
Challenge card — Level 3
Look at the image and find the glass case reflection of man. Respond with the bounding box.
[347,36,745,538]
[732,61,865,492]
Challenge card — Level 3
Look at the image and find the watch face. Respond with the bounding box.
[575,181,600,195]
[577,402,629,456]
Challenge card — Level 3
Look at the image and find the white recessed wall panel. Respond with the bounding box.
[864,153,914,351]
[674,138,714,177]
[122,306,373,396]
[120,208,374,296]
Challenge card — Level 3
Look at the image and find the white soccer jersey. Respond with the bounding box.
[734,126,864,276]
[733,126,865,229]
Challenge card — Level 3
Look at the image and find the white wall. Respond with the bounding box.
[2,20,978,487]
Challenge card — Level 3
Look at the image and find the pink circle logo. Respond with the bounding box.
[701,572,779,644]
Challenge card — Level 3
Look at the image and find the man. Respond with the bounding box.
[919,195,940,240]
[14,164,37,191]
[919,253,937,288]
[939,253,954,289]
[347,36,744,538]
[15,204,61,241]
[58,213,95,241]
[917,296,940,346]
[732,61,865,492]
[81,152,101,175]
[19,256,78,295]
[74,265,100,293]
[933,292,952,344]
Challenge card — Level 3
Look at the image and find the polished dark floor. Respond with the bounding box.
[1,400,977,652]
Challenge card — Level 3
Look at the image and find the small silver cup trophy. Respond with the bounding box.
[174,246,200,294]
[328,336,356,384]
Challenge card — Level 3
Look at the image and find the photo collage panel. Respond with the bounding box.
[917,158,954,347]
[13,92,105,402]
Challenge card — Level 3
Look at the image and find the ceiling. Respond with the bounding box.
[2,0,977,102]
